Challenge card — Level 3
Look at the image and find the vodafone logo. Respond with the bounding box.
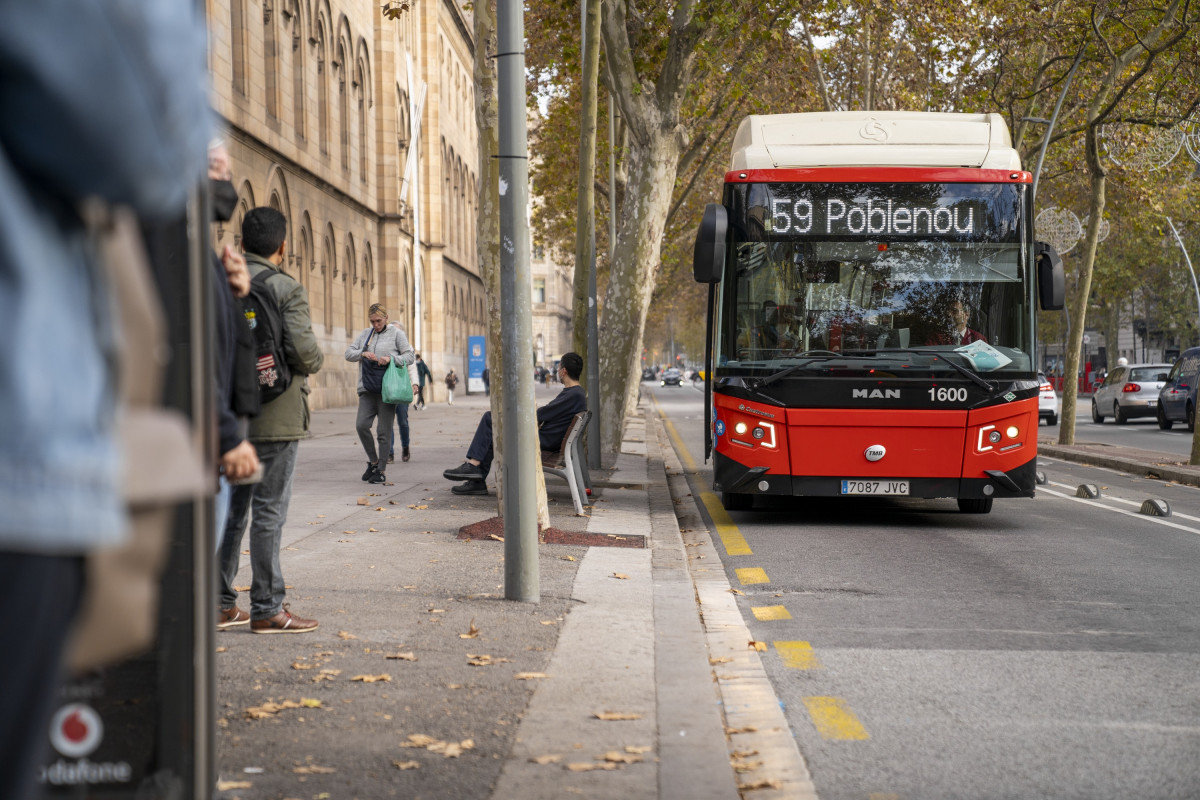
[50,703,103,758]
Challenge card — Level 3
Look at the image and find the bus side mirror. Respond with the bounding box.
[693,203,728,284]
[1036,241,1064,310]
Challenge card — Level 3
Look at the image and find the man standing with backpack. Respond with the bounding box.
[217,207,324,634]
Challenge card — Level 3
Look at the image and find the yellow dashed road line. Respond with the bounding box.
[736,567,770,585]
[774,640,821,669]
[802,696,871,741]
[752,605,792,621]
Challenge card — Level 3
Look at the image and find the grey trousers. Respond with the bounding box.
[218,439,298,619]
[356,391,395,465]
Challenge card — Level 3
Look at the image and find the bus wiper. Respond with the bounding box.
[877,348,997,391]
[751,351,867,389]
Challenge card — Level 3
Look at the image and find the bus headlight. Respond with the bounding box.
[734,422,748,435]
[1006,425,1019,439]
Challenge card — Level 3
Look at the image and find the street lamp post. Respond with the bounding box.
[1166,216,1200,334]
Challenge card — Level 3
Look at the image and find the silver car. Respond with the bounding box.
[1091,363,1172,424]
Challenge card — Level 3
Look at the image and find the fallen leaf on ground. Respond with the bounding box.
[293,765,336,774]
[540,620,556,625]
[351,674,391,683]
[342,530,356,534]
[408,504,429,510]
[375,507,385,511]
[337,631,358,640]
[732,759,764,773]
[600,751,643,764]
[369,528,380,532]
[529,754,562,764]
[215,647,227,653]
[612,573,630,580]
[459,620,480,639]
[748,640,768,652]
[386,652,417,661]
[710,656,732,664]
[731,749,759,758]
[625,745,653,754]
[729,588,745,595]
[514,672,548,680]
[487,533,504,541]
[401,734,474,758]
[233,585,250,592]
[291,662,315,670]
[561,555,576,561]
[216,780,253,790]
[243,699,321,719]
[566,762,621,772]
[392,760,420,770]
[593,711,642,721]
[300,698,323,707]
[317,514,326,518]
[738,779,783,791]
[357,497,368,505]
[726,725,758,734]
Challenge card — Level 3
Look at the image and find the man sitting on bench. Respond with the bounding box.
[443,352,586,495]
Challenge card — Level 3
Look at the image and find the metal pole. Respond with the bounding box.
[497,0,538,602]
[1167,216,1200,333]
[1032,49,1083,204]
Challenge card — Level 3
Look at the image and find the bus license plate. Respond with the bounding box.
[841,480,909,495]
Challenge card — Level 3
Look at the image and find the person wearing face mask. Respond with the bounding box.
[208,140,260,567]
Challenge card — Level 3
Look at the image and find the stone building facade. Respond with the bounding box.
[531,245,574,370]
[206,0,486,409]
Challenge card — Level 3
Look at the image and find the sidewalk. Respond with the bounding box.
[213,387,810,799]
[1039,432,1200,488]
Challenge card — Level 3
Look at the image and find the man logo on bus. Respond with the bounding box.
[853,389,900,399]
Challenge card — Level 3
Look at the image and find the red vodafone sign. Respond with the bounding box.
[50,703,103,758]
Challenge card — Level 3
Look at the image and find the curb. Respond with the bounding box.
[1039,444,1200,488]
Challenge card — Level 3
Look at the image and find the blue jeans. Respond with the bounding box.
[391,402,410,454]
[217,440,297,619]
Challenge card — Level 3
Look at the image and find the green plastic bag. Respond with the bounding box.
[382,359,414,404]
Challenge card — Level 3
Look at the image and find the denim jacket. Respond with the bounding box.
[0,0,211,554]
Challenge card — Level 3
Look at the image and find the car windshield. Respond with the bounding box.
[1129,367,1169,382]
[716,181,1034,377]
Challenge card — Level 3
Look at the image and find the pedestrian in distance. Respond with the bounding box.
[445,368,459,405]
[0,3,212,798]
[217,207,325,635]
[482,365,490,396]
[345,304,412,482]
[413,353,433,409]
[443,352,587,496]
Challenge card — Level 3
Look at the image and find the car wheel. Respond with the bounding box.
[1092,400,1104,423]
[721,491,752,511]
[1188,402,1195,433]
[1047,413,1057,426]
[1158,406,1173,430]
[958,497,993,514]
[1114,402,1128,425]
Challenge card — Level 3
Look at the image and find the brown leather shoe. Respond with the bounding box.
[217,606,250,629]
[250,605,319,634]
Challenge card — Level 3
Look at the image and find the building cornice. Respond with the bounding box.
[442,0,474,56]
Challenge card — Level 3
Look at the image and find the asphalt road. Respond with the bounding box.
[647,380,1200,800]
[1043,398,1200,458]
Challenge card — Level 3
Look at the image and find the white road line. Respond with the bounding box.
[1044,480,1200,524]
[1038,486,1200,536]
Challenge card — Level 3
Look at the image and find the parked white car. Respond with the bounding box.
[1091,363,1172,424]
[1037,372,1059,426]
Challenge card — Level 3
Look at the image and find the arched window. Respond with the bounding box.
[323,229,336,330]
[344,237,356,329]
[356,56,368,183]
[264,0,279,118]
[362,243,373,324]
[316,21,329,154]
[290,1,306,139]
[338,39,350,170]
[297,224,311,292]
[231,0,247,94]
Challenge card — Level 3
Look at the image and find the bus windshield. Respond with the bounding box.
[718,182,1033,376]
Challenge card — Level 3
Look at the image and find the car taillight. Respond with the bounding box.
[1039,383,1052,392]
[1122,382,1141,393]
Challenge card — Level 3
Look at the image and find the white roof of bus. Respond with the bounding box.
[730,111,1022,171]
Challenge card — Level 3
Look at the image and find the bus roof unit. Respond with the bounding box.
[730,111,1021,172]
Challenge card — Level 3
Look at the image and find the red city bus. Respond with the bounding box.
[692,111,1065,513]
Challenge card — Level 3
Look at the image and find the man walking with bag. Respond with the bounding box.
[217,207,324,634]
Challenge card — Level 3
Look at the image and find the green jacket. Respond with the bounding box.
[245,253,324,442]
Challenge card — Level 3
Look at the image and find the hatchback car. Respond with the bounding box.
[660,368,682,386]
[1091,362,1172,424]
[1157,347,1200,430]
[1037,372,1059,425]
